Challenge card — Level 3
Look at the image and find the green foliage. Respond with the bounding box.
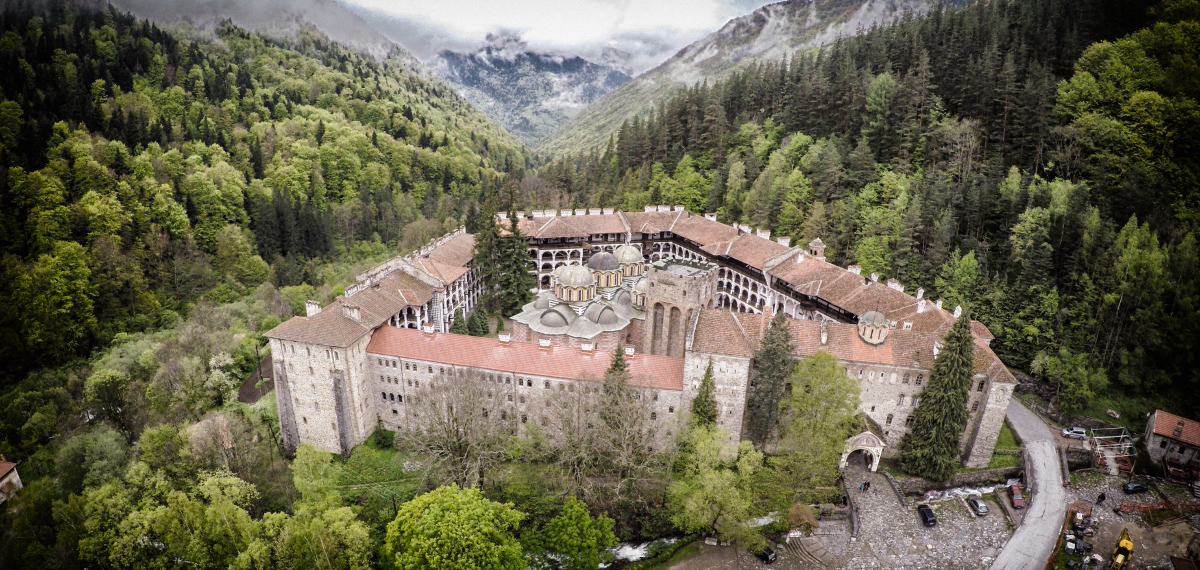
[764,352,860,504]
[899,313,975,481]
[1032,347,1110,414]
[744,312,796,447]
[55,426,129,494]
[668,425,765,550]
[691,360,718,428]
[527,496,618,570]
[384,484,525,570]
[451,310,469,334]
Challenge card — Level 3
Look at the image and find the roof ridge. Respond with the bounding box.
[728,311,753,355]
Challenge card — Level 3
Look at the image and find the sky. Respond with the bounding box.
[343,0,779,75]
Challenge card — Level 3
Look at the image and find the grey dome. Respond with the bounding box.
[554,264,595,287]
[859,310,889,327]
[632,277,648,294]
[533,294,552,309]
[595,306,619,325]
[540,305,576,328]
[587,252,619,271]
[614,289,632,306]
[614,244,644,265]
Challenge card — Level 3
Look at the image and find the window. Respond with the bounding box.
[501,411,507,420]
[978,381,986,391]
[905,416,914,427]
[405,362,410,370]
[915,375,923,385]
[380,375,385,382]
[898,394,905,406]
[507,394,513,402]
[911,397,919,407]
[378,358,382,365]
[559,384,565,392]
[519,395,526,404]
[669,406,675,413]
[518,378,524,386]
[568,384,574,392]
[389,393,394,401]
[392,409,398,414]
[1161,440,1168,448]
[488,391,493,399]
[381,392,386,400]
[886,414,893,425]
[521,414,528,424]
[541,416,547,426]
[302,417,307,424]
[653,393,658,401]
[545,381,551,389]
[971,401,980,412]
[415,381,419,388]
[870,406,876,412]
[651,412,657,420]
[407,379,412,387]
[903,373,910,384]
[505,377,511,384]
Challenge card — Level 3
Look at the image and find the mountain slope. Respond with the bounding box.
[432,40,632,146]
[537,0,933,155]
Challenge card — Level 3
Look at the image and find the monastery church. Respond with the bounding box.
[267,206,1016,470]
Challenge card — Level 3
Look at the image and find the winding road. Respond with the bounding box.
[990,398,1067,570]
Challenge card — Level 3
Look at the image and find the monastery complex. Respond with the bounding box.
[267,206,1016,469]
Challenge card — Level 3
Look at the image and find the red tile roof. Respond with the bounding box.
[1153,410,1200,448]
[0,461,15,479]
[268,269,434,347]
[367,326,684,391]
[691,310,1014,383]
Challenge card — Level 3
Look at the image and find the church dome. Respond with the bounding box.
[595,306,619,325]
[614,244,644,265]
[532,293,552,310]
[859,310,889,326]
[554,264,595,288]
[614,289,632,306]
[632,277,648,294]
[540,305,576,328]
[587,252,619,271]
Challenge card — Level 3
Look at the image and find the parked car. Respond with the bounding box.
[754,546,776,564]
[1122,481,1149,494]
[917,504,938,527]
[1062,427,1088,440]
[967,496,989,516]
[1010,485,1026,509]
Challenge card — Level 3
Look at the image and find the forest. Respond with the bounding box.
[530,0,1200,419]
[0,0,1197,567]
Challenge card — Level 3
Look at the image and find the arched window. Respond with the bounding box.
[972,401,980,412]
[978,380,986,392]
[898,394,906,406]
[886,414,894,425]
[903,373,910,384]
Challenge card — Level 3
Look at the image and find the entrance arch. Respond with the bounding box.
[839,431,884,472]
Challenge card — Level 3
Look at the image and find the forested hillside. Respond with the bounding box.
[0,2,528,385]
[531,0,1200,417]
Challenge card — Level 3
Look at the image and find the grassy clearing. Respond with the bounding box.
[988,452,1021,470]
[336,438,421,504]
[996,422,1021,450]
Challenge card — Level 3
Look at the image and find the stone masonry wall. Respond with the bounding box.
[368,345,685,446]
[963,378,1016,468]
[271,335,375,456]
[683,351,751,442]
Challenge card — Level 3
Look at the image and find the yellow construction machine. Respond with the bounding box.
[1109,528,1133,569]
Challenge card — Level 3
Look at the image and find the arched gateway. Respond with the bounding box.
[839,431,884,472]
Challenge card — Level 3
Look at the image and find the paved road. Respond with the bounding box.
[990,398,1067,570]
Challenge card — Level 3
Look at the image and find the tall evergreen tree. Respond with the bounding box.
[691,359,718,428]
[898,311,976,480]
[495,216,534,315]
[744,311,796,447]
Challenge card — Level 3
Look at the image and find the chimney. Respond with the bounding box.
[602,207,614,214]
[796,252,808,264]
[657,205,671,212]
[497,211,508,219]
[516,210,525,218]
[673,205,685,211]
[498,332,511,343]
[808,238,826,261]
[776,236,791,247]
[820,320,828,345]
[561,209,572,216]
[538,338,552,348]
[422,325,434,334]
[756,229,771,240]
[624,346,635,358]
[916,287,924,300]
[575,208,586,216]
[869,272,879,282]
[644,205,655,212]
[581,343,594,352]
[917,299,927,313]
[953,305,962,319]
[887,278,903,292]
[704,213,717,221]
[305,300,321,317]
[847,265,862,275]
[933,342,943,358]
[936,299,943,310]
[342,304,361,323]
[589,208,601,215]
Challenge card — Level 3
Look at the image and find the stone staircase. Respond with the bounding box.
[785,537,829,569]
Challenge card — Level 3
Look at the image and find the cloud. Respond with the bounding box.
[343,0,778,74]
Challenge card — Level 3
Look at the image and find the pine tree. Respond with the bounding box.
[495,215,534,315]
[692,359,718,428]
[898,311,976,481]
[607,344,628,379]
[451,310,469,335]
[745,311,796,447]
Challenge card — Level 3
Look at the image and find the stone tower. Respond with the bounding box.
[642,257,719,357]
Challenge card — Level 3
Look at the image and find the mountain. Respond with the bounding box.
[537,0,934,155]
[431,36,633,147]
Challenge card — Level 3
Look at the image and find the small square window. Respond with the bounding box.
[886,414,893,425]
[669,406,675,413]
[392,409,398,414]
[971,401,980,412]
[651,412,657,420]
